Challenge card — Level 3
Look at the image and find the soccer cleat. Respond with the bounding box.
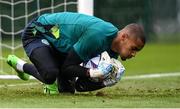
[43,83,59,94]
[7,55,30,81]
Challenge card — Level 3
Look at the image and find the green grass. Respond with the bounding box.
[0,77,180,108]
[121,43,180,75]
[0,43,180,108]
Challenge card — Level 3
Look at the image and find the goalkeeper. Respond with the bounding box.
[7,12,146,94]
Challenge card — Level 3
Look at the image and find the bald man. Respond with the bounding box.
[7,12,146,94]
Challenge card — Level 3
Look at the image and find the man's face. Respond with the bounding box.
[117,34,145,61]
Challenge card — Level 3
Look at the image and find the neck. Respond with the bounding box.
[111,34,119,53]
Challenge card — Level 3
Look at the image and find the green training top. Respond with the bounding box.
[36,12,119,61]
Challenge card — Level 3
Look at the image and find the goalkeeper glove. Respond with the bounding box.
[103,58,125,87]
[89,51,112,79]
[111,58,125,81]
[103,77,117,87]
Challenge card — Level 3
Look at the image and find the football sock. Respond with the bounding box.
[23,63,45,83]
[16,59,26,72]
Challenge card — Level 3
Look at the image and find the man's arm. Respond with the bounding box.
[60,49,90,78]
[61,49,113,79]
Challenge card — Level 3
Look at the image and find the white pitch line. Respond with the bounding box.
[0,82,39,88]
[0,72,180,80]
[123,72,180,80]
[0,75,35,79]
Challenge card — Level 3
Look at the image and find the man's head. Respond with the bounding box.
[111,23,146,61]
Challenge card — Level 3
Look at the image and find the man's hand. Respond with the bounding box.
[89,61,113,78]
[103,58,125,87]
[89,51,113,79]
[86,51,125,85]
[111,58,125,80]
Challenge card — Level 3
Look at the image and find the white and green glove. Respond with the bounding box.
[103,58,125,87]
[82,51,125,85]
[89,51,113,79]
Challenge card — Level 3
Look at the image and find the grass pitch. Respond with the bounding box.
[0,76,180,108]
[0,43,180,108]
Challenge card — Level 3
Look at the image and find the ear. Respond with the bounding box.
[121,33,128,41]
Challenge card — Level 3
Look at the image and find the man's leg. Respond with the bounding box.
[23,63,46,83]
[7,46,59,84]
[26,46,60,94]
[7,45,60,94]
[28,46,59,84]
[51,49,76,94]
[29,46,76,94]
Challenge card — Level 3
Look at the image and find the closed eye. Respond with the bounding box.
[132,47,141,52]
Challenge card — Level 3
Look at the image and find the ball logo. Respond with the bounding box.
[90,60,98,68]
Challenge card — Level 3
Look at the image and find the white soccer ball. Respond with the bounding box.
[82,51,111,70]
[80,52,125,83]
[83,55,100,69]
[81,51,115,82]
[81,55,101,82]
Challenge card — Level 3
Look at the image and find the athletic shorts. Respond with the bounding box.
[21,18,50,57]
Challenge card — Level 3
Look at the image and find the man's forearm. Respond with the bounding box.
[61,49,90,78]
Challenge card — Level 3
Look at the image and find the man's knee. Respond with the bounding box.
[40,68,59,84]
